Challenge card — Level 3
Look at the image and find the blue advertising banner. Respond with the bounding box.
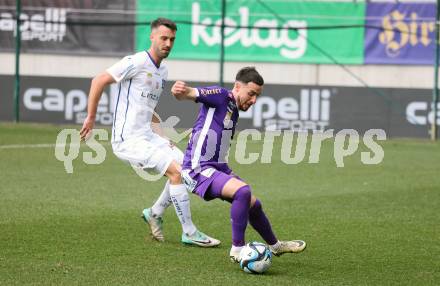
[365,3,436,65]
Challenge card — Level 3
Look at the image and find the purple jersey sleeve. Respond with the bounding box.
[195,86,229,107]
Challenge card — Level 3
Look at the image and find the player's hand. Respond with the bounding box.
[171,81,188,99]
[80,116,95,141]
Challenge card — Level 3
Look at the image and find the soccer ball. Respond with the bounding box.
[239,242,272,274]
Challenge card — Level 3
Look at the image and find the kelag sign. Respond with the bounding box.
[0,1,437,65]
[136,0,365,64]
[365,3,436,65]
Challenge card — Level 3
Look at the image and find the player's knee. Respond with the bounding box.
[250,199,262,214]
[168,171,181,184]
[165,164,181,184]
[233,185,252,203]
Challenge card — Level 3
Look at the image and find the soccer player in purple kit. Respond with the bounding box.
[171,67,307,262]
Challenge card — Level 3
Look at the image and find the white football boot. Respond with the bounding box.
[269,240,307,256]
[181,230,221,247]
[141,208,164,242]
[229,247,243,263]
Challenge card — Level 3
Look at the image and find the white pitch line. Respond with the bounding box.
[0,143,56,149]
[0,143,111,149]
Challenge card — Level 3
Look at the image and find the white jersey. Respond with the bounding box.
[107,51,168,144]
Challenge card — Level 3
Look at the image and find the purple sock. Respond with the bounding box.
[249,199,278,245]
[230,185,251,246]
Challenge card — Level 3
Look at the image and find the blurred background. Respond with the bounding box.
[0,0,439,139]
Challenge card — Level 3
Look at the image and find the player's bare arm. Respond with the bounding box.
[151,111,165,137]
[151,110,174,147]
[80,71,115,140]
[171,81,198,101]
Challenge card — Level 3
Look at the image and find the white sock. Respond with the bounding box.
[270,241,281,250]
[169,184,197,236]
[230,245,244,254]
[150,180,172,217]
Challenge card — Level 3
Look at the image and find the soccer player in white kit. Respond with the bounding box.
[80,18,220,247]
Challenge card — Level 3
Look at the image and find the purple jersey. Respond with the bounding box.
[182,86,239,174]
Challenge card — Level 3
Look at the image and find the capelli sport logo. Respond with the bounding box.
[0,8,67,42]
[23,86,116,125]
[240,88,332,131]
[406,101,440,125]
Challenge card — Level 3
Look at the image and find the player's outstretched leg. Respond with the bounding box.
[214,177,253,262]
[248,199,306,256]
[172,183,220,247]
[228,185,252,262]
[248,199,277,245]
[166,161,220,247]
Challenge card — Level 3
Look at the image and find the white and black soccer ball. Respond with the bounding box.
[239,242,272,274]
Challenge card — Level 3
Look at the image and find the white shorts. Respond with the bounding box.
[112,133,184,176]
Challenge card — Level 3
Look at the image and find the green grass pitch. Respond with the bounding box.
[0,123,439,285]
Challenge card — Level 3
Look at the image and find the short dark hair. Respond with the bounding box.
[151,18,177,31]
[235,66,264,86]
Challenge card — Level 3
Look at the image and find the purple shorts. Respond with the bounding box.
[182,168,242,201]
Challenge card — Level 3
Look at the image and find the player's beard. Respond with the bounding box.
[160,49,170,58]
[153,45,170,60]
[159,46,171,59]
[238,98,248,111]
